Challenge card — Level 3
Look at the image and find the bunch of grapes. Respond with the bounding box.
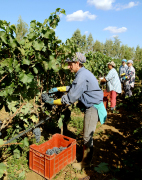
[46,146,67,155]
[33,128,41,143]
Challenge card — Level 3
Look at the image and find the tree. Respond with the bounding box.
[104,39,113,57]
[87,33,94,52]
[120,45,135,60]
[93,40,104,53]
[112,37,121,59]
[71,29,87,53]
[71,29,82,47]
[81,34,87,53]
[135,45,142,61]
[16,16,29,41]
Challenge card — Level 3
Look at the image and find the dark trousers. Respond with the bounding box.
[83,106,98,147]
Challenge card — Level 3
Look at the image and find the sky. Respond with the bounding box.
[0,0,142,49]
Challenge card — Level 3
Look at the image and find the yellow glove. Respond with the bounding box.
[53,98,62,105]
[57,86,67,92]
[121,73,126,76]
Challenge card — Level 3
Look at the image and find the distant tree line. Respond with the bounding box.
[71,29,142,61]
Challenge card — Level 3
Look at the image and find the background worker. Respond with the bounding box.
[101,61,122,111]
[42,52,107,170]
[119,59,128,91]
[122,60,135,97]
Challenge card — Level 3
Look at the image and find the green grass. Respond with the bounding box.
[69,115,84,135]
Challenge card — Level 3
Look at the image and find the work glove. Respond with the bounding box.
[121,73,126,77]
[41,93,62,105]
[48,86,67,93]
[122,76,128,80]
[41,93,54,105]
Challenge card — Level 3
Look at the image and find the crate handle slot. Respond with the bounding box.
[63,137,70,141]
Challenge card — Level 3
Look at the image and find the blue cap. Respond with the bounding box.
[122,59,127,62]
[66,52,86,64]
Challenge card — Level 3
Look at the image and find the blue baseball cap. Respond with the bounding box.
[66,52,86,64]
[122,59,127,62]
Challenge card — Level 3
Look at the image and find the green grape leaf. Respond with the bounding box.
[94,162,109,174]
[19,73,34,84]
[33,41,44,51]
[23,59,30,65]
[58,115,64,129]
[30,114,38,123]
[45,111,50,116]
[30,20,36,28]
[0,163,6,178]
[0,139,4,145]
[60,9,66,15]
[33,67,38,74]
[23,137,29,147]
[13,149,20,159]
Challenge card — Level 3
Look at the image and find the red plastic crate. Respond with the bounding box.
[29,134,76,180]
[103,89,110,109]
[103,96,108,109]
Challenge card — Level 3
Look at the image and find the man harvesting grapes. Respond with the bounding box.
[42,52,107,170]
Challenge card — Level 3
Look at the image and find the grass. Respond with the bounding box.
[5,146,30,180]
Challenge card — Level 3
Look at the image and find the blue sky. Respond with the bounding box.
[0,0,141,49]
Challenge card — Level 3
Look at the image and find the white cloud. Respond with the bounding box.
[112,35,119,38]
[103,26,127,33]
[87,0,115,10]
[115,1,139,11]
[87,0,139,11]
[84,31,89,34]
[66,10,97,21]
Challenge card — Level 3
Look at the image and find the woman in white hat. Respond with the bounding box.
[101,61,122,111]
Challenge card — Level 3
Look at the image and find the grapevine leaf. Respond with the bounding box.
[45,111,50,115]
[56,8,61,12]
[19,73,34,84]
[25,42,32,49]
[10,24,16,32]
[0,163,6,178]
[33,67,38,74]
[30,114,38,123]
[13,149,20,159]
[43,19,48,25]
[30,20,36,28]
[1,34,7,44]
[0,31,5,37]
[0,139,4,145]
[33,41,44,51]
[18,47,25,55]
[28,32,36,40]
[21,103,32,114]
[23,137,29,147]
[9,36,17,48]
[60,9,66,15]
[94,162,109,174]
[58,115,64,129]
[42,61,48,71]
[23,59,30,65]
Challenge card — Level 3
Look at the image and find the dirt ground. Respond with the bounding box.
[1,94,142,180]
